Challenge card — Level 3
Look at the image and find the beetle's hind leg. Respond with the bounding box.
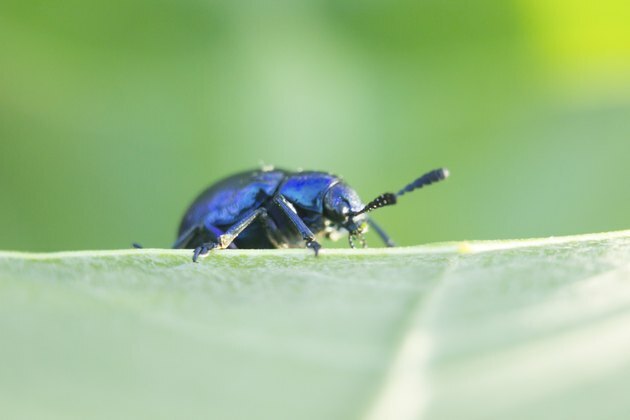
[192,208,265,262]
[174,223,237,250]
[192,242,217,262]
[173,224,204,249]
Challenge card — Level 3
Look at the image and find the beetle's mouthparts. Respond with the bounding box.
[348,232,367,249]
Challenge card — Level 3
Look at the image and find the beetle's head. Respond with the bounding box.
[323,183,369,241]
[324,168,449,248]
[324,168,450,248]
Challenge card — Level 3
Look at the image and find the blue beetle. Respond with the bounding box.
[169,167,449,262]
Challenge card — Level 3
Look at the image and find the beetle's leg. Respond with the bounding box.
[192,242,216,262]
[172,224,203,249]
[192,208,264,262]
[273,195,321,256]
[259,210,288,249]
[174,223,238,250]
[368,218,396,247]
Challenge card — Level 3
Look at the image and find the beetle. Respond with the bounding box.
[166,167,449,262]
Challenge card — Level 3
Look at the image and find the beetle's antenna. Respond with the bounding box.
[397,168,449,197]
[350,168,449,216]
[352,193,398,216]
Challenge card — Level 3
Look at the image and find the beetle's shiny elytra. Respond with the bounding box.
[173,167,449,262]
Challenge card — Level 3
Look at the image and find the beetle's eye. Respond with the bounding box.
[341,201,352,216]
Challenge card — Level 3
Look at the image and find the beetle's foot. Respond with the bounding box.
[306,240,321,257]
[192,242,217,263]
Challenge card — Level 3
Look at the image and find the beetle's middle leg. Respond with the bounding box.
[192,208,264,262]
[273,195,321,256]
[259,210,289,249]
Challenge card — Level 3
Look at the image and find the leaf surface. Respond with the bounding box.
[1,231,629,420]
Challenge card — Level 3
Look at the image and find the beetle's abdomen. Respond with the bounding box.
[279,172,339,213]
[179,170,286,235]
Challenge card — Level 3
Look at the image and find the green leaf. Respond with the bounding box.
[1,230,629,420]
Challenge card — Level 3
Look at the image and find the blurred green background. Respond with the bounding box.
[1,0,629,252]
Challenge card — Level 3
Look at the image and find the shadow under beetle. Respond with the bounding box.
[169,167,449,262]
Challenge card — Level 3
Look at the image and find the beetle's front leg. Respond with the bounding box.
[367,218,396,247]
[273,195,321,256]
